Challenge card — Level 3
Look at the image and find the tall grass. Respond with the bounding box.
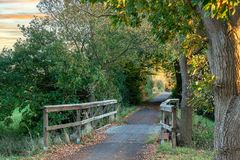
[0,107,41,158]
[115,106,137,123]
[155,113,214,159]
[155,143,214,160]
[0,135,37,156]
[192,114,214,149]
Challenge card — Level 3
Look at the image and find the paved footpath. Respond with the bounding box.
[67,93,170,160]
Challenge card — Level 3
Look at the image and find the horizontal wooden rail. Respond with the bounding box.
[160,104,174,112]
[47,111,117,131]
[164,98,179,104]
[43,99,118,150]
[160,122,172,131]
[45,100,117,113]
[160,98,179,148]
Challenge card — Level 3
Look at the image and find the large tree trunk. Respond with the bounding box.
[174,60,182,100]
[179,54,192,146]
[200,9,240,160]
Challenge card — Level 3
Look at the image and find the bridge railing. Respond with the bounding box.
[160,98,179,148]
[43,99,118,150]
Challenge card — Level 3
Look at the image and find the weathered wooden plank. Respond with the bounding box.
[160,122,172,131]
[162,112,165,124]
[45,100,117,113]
[172,107,177,148]
[45,100,117,108]
[43,110,48,150]
[47,121,82,131]
[47,111,117,131]
[160,132,170,140]
[164,99,179,105]
[76,110,81,144]
[80,111,117,125]
[160,103,174,112]
[159,98,179,148]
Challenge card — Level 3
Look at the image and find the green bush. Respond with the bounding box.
[156,143,213,160]
[144,76,154,99]
[192,114,214,149]
[0,9,160,136]
[156,80,165,92]
[0,135,35,156]
[0,3,162,157]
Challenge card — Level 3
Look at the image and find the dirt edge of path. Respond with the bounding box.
[29,125,111,160]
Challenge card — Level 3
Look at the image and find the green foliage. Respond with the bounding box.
[192,114,214,149]
[144,76,154,98]
[156,80,165,92]
[187,46,214,119]
[88,0,199,43]
[146,134,158,144]
[156,143,214,160]
[0,134,36,157]
[0,2,161,137]
[0,155,21,160]
[155,114,214,159]
[116,105,137,123]
[124,62,145,104]
[193,0,240,19]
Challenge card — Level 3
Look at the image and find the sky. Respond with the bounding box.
[0,0,42,50]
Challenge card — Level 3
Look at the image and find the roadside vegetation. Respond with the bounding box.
[155,113,214,160]
[155,143,213,160]
[2,0,238,159]
[0,105,138,160]
[115,106,137,124]
[0,3,162,158]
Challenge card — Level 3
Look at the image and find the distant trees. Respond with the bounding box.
[0,2,161,134]
[84,0,240,159]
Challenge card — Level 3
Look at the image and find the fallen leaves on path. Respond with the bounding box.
[30,126,109,160]
[136,144,157,160]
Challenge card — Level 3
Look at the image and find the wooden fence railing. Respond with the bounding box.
[160,98,179,148]
[43,99,118,150]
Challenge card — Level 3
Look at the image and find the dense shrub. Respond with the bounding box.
[192,114,214,149]
[0,5,160,136]
[156,80,165,92]
[144,76,154,99]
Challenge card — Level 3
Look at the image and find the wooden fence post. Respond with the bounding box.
[172,106,177,148]
[43,109,48,150]
[160,99,179,148]
[43,100,118,149]
[160,110,164,144]
[160,111,162,123]
[109,104,115,122]
[83,108,93,134]
[76,110,81,144]
[162,111,165,124]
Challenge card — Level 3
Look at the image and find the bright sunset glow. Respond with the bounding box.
[0,0,41,50]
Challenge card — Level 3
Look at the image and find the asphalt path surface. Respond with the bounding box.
[66,93,170,160]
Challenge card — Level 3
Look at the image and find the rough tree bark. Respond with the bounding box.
[174,60,182,100]
[179,54,192,146]
[200,9,240,160]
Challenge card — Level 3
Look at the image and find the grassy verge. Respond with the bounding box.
[115,105,137,123]
[155,113,214,160]
[0,105,137,159]
[0,155,21,160]
[146,134,159,144]
[155,143,214,160]
[192,114,214,149]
